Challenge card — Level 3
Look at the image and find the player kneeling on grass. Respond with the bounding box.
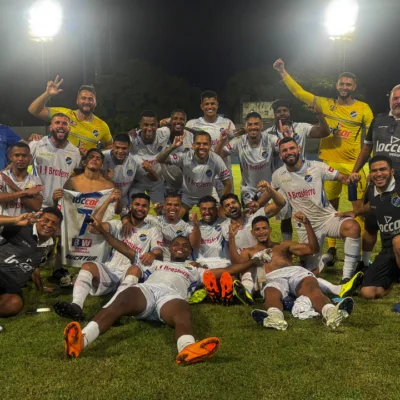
[63,228,264,365]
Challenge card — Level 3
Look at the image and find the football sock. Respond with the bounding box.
[361,251,371,266]
[317,277,340,296]
[321,303,336,319]
[177,335,195,353]
[241,272,254,295]
[72,270,93,309]
[343,237,361,279]
[82,321,100,348]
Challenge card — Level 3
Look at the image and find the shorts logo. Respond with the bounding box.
[261,150,269,159]
[206,169,212,177]
[304,174,313,182]
[157,146,163,152]
[127,169,133,176]
[391,193,400,207]
[350,111,358,118]
[65,157,72,165]
[93,130,99,137]
[176,230,184,236]
[139,233,148,241]
[293,133,299,141]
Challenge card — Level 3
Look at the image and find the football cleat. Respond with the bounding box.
[339,272,364,298]
[325,297,354,329]
[251,309,288,330]
[233,280,254,306]
[176,337,220,365]
[202,270,221,303]
[219,272,233,306]
[64,321,84,358]
[325,247,337,267]
[54,302,85,321]
[188,289,208,305]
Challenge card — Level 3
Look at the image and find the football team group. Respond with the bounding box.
[0,58,399,366]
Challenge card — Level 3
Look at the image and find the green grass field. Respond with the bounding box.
[2,165,399,400]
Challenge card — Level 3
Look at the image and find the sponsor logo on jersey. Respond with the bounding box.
[72,238,92,248]
[304,174,313,182]
[287,188,316,200]
[72,193,102,208]
[201,236,219,245]
[93,130,99,137]
[391,193,400,207]
[379,215,400,234]
[206,169,213,177]
[37,165,70,178]
[139,233,148,241]
[350,111,358,118]
[65,157,72,165]
[376,136,400,155]
[127,169,134,176]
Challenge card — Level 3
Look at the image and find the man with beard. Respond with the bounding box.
[28,77,112,155]
[129,110,167,204]
[157,132,232,217]
[0,208,61,317]
[228,214,354,330]
[29,113,81,207]
[337,156,400,301]
[102,133,139,216]
[0,142,43,216]
[219,186,286,303]
[185,91,236,200]
[273,59,373,264]
[54,192,163,321]
[272,137,361,283]
[62,235,262,364]
[144,193,201,261]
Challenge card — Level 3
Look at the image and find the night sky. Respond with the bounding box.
[1,0,400,125]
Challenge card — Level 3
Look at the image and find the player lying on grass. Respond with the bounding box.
[204,213,358,330]
[63,224,264,365]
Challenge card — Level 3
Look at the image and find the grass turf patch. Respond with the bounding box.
[1,165,399,400]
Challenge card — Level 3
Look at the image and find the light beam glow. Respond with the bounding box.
[29,0,62,41]
[325,0,359,39]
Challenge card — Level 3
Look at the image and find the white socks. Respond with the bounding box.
[281,233,292,242]
[177,335,195,353]
[72,270,93,308]
[317,278,341,296]
[343,237,361,280]
[82,321,100,348]
[319,253,334,273]
[267,307,284,319]
[321,304,335,319]
[241,271,254,295]
[361,251,371,266]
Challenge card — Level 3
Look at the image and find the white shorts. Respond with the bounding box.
[129,183,166,205]
[91,262,127,296]
[296,215,351,270]
[262,266,316,298]
[196,258,231,270]
[181,194,200,209]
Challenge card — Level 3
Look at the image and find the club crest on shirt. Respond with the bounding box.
[70,120,78,127]
[304,174,313,183]
[206,169,212,177]
[65,157,72,165]
[330,105,336,111]
[157,146,163,152]
[127,169,134,176]
[93,130,99,137]
[176,230,184,236]
[391,193,400,207]
[350,111,358,118]
[293,133,299,142]
[261,150,269,159]
[184,147,190,152]
[215,224,221,232]
[139,233,148,241]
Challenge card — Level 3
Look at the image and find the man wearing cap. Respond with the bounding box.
[28,76,112,156]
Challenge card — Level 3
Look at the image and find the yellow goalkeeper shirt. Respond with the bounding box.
[48,107,112,152]
[283,74,373,164]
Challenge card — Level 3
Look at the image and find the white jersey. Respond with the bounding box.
[223,132,278,188]
[272,160,338,228]
[142,260,206,299]
[168,150,230,200]
[221,208,266,251]
[0,170,42,216]
[157,127,193,191]
[145,215,194,261]
[29,137,81,207]
[186,116,235,172]
[194,217,228,260]
[265,122,312,171]
[131,153,164,189]
[105,220,162,271]
[102,150,138,210]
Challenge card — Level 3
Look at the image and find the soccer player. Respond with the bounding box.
[159,109,193,194]
[226,214,353,330]
[272,138,361,282]
[143,193,201,261]
[28,76,112,155]
[129,110,167,204]
[0,143,43,216]
[0,209,61,317]
[29,113,81,207]
[0,124,21,170]
[102,133,139,215]
[157,131,232,217]
[337,156,400,300]
[54,192,163,320]
[63,235,262,364]
[273,58,373,261]
[186,90,236,199]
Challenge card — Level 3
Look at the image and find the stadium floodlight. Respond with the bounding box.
[28,0,63,41]
[325,0,359,40]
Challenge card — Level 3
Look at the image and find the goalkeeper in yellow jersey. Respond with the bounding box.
[273,58,373,268]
